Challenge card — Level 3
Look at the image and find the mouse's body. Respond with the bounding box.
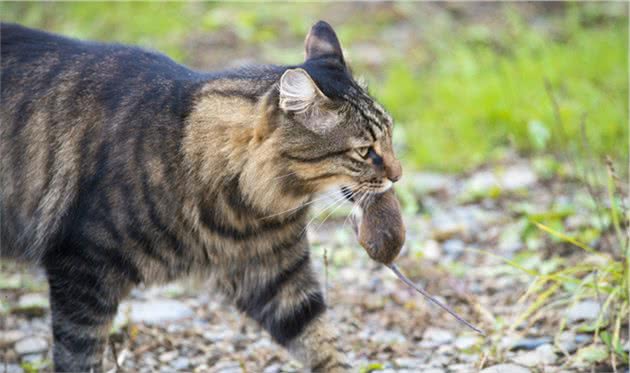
[352,189,405,264]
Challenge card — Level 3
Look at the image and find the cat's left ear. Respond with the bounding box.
[279,68,338,134]
[279,68,327,112]
[304,21,345,65]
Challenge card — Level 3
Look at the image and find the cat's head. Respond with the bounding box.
[272,21,401,197]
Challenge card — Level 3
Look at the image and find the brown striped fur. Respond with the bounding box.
[1,21,400,372]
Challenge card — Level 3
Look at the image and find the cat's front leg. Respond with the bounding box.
[285,316,352,372]
[44,245,136,373]
[232,246,351,372]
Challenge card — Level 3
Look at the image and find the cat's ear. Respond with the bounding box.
[279,68,338,134]
[279,68,325,112]
[304,20,345,65]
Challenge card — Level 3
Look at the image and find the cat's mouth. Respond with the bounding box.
[341,179,392,202]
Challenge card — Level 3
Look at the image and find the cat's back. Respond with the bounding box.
[0,24,202,262]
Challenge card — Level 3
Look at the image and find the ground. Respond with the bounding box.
[2,156,626,373]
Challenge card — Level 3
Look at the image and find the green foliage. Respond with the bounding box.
[21,359,50,373]
[374,6,627,171]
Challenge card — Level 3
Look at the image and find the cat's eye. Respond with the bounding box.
[355,146,371,159]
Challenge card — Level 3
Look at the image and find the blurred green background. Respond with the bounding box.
[2,2,628,172]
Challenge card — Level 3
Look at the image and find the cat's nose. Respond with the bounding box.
[385,158,402,183]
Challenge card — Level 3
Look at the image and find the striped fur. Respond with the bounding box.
[0,21,400,372]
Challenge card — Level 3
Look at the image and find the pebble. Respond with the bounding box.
[14,293,49,316]
[450,363,476,372]
[0,330,25,348]
[159,350,178,363]
[421,327,454,347]
[406,172,453,195]
[20,353,44,364]
[510,336,552,351]
[455,335,478,350]
[394,357,428,368]
[575,334,592,344]
[117,299,194,325]
[443,239,465,258]
[263,364,282,373]
[512,344,557,367]
[421,239,442,261]
[431,220,467,241]
[557,332,577,353]
[3,364,24,373]
[371,330,406,344]
[171,357,190,370]
[213,360,243,373]
[566,300,600,322]
[422,369,446,373]
[464,165,537,195]
[480,364,532,373]
[14,337,48,355]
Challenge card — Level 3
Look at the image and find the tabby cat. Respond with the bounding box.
[0,21,402,372]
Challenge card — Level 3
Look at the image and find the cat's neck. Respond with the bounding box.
[183,79,310,217]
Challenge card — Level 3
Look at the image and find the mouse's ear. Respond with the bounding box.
[304,20,345,65]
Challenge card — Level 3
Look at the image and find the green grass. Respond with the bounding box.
[1,2,627,172]
[376,5,628,171]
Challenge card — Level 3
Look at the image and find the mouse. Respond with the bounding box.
[351,188,406,264]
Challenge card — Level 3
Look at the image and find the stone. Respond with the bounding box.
[421,327,454,347]
[116,299,193,325]
[512,344,557,367]
[13,293,49,316]
[20,353,44,364]
[510,336,552,351]
[0,330,25,348]
[566,301,600,322]
[159,350,178,363]
[557,332,577,353]
[443,239,465,258]
[263,364,282,373]
[449,363,476,372]
[213,360,243,373]
[501,165,538,190]
[480,364,531,373]
[432,220,467,241]
[407,172,453,195]
[171,357,190,370]
[371,330,406,344]
[14,337,48,355]
[394,357,428,368]
[422,369,446,373]
[455,335,479,350]
[3,364,24,373]
[421,239,442,261]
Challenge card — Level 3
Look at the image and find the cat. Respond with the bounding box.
[0,20,402,372]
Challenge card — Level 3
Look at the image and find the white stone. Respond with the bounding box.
[0,330,25,348]
[566,301,601,322]
[116,299,193,325]
[14,337,48,355]
[480,364,531,373]
[455,335,479,350]
[512,344,557,367]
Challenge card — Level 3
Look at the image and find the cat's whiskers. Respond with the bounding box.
[300,187,358,236]
[259,188,342,220]
[343,187,368,230]
[312,186,362,233]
